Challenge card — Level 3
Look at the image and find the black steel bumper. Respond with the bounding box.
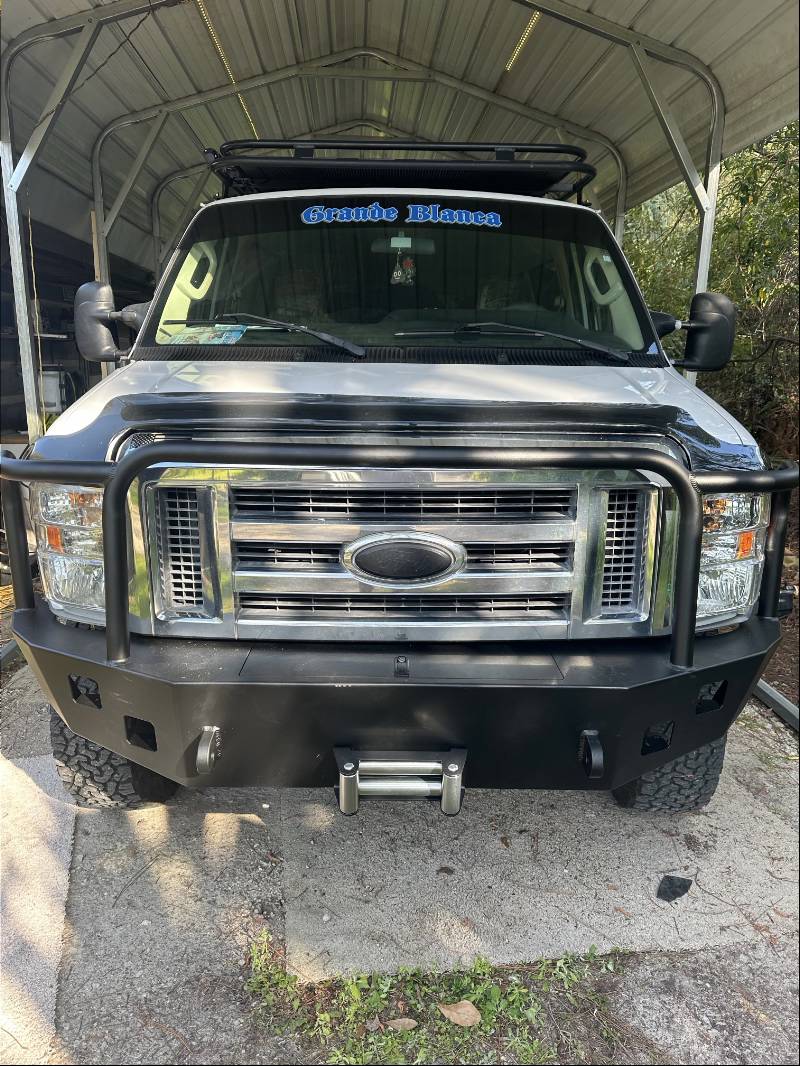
[2,440,796,792]
[14,600,780,790]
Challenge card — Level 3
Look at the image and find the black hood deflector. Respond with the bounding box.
[32,392,762,471]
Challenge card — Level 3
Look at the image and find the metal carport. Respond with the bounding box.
[2,0,798,440]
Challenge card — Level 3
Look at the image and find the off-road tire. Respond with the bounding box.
[49,707,177,808]
[611,735,726,812]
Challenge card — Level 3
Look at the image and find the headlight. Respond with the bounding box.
[33,484,105,620]
[697,493,769,624]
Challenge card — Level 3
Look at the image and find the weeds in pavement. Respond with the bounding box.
[246,932,654,1064]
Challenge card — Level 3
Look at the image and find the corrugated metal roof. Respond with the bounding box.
[2,0,798,270]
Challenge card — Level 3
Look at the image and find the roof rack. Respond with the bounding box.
[204,138,597,202]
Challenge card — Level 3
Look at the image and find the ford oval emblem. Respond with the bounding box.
[342,532,466,587]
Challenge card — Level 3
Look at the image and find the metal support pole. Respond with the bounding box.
[624,44,725,386]
[103,111,168,236]
[629,45,709,214]
[8,21,101,193]
[754,680,799,732]
[0,138,45,440]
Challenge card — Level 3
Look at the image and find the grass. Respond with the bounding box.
[246,932,658,1065]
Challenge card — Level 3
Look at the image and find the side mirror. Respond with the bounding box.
[73,281,125,362]
[678,291,736,372]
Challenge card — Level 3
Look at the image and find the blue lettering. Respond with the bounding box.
[301,205,325,224]
[405,204,430,222]
[301,201,502,226]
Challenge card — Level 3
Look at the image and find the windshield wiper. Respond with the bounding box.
[394,320,630,364]
[164,312,365,358]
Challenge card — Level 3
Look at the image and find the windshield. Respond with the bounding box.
[141,194,655,358]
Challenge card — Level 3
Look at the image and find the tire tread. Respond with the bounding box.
[612,736,726,812]
[49,708,177,808]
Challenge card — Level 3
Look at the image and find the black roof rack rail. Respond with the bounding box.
[204,138,596,203]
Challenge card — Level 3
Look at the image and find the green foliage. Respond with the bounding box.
[625,123,799,459]
[246,932,635,1064]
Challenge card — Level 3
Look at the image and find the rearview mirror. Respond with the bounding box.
[73,281,124,362]
[678,292,736,372]
[370,236,436,254]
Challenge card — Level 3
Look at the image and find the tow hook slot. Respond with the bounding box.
[579,729,604,779]
[334,747,467,815]
[196,725,222,774]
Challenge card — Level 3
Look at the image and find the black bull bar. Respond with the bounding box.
[1,443,797,667]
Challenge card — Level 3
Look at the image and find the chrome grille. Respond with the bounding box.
[155,487,204,611]
[231,486,576,521]
[237,592,569,619]
[144,464,659,641]
[601,489,649,613]
[234,541,571,571]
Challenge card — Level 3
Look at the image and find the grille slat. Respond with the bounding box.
[234,541,571,571]
[231,486,576,521]
[601,489,648,613]
[155,487,204,612]
[237,592,569,620]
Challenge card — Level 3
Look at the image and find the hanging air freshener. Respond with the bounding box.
[391,248,405,285]
[400,254,416,285]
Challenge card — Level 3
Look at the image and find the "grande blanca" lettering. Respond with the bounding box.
[300,202,502,227]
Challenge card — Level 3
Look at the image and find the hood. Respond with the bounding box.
[35,359,762,470]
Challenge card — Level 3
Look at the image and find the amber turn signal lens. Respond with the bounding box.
[736,529,756,559]
[45,525,64,552]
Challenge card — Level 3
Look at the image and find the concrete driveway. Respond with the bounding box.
[1,660,798,1065]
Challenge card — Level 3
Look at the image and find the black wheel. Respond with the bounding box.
[49,707,178,808]
[612,736,726,813]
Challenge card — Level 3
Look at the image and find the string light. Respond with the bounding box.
[194,0,259,137]
[505,10,542,72]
